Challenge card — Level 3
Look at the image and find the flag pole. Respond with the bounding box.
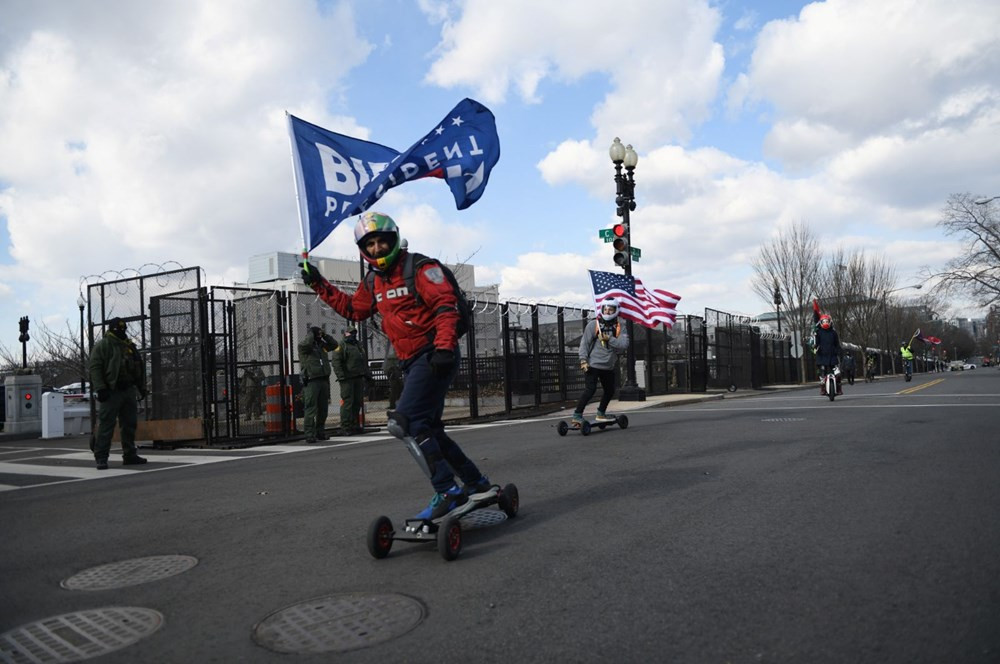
[286,111,311,267]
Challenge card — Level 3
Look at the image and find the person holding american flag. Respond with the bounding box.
[571,297,629,428]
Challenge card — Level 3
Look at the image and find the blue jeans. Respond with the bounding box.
[396,348,482,493]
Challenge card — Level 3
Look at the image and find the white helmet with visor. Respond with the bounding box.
[599,297,620,322]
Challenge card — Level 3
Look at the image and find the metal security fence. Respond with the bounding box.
[87,265,898,447]
[705,308,753,390]
[704,308,797,390]
[502,301,590,411]
[665,315,707,392]
[207,287,291,441]
[85,268,207,445]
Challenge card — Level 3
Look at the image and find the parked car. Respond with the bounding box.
[54,383,94,401]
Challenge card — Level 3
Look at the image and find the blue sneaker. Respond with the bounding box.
[464,476,495,500]
[414,485,467,521]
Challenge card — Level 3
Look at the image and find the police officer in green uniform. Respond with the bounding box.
[383,341,403,409]
[332,327,368,434]
[299,326,337,443]
[89,317,148,470]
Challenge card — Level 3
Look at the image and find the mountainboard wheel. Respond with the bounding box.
[597,423,607,430]
[557,420,568,436]
[498,483,519,518]
[437,517,462,561]
[617,414,629,430]
[367,515,394,559]
[581,421,592,436]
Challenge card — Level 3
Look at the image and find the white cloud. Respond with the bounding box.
[0,0,372,281]
[737,0,1000,163]
[423,0,724,147]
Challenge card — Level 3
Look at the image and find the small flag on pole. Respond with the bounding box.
[915,328,942,345]
[589,270,680,328]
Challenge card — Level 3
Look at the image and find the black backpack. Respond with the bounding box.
[364,252,473,338]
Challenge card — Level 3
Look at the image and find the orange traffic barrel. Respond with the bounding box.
[265,384,282,433]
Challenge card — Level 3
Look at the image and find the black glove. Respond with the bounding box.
[429,349,455,379]
[303,376,310,386]
[97,388,110,403]
[301,262,323,286]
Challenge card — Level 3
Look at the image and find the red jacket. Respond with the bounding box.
[309,252,460,360]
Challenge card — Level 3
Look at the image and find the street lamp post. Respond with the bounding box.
[882,284,922,374]
[772,278,783,334]
[77,295,87,396]
[609,137,644,401]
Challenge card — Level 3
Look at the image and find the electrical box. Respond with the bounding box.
[42,391,65,438]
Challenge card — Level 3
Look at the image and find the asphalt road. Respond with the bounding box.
[1,369,998,663]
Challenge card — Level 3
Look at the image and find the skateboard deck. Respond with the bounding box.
[367,483,519,561]
[556,414,629,436]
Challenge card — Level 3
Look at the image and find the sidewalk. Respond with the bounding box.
[550,382,817,418]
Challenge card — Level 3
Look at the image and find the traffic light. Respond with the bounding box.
[612,223,630,267]
[18,316,29,343]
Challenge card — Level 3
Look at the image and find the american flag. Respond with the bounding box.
[589,270,681,329]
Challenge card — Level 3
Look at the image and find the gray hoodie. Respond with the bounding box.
[578,319,629,370]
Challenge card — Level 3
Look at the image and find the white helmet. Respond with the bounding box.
[599,297,619,322]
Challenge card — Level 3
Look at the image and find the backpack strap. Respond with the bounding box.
[406,252,457,319]
[402,252,420,303]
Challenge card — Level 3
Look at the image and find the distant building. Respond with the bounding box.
[953,317,988,339]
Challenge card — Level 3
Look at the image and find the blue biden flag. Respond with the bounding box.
[288,98,500,251]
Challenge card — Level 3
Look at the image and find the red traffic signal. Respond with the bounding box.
[612,223,630,267]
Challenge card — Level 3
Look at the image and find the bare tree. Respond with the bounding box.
[750,220,822,382]
[0,320,87,388]
[928,193,1000,307]
[816,249,897,351]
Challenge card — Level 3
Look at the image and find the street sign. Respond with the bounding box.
[599,228,614,242]
[631,246,641,261]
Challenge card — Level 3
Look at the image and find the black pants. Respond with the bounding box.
[574,368,616,415]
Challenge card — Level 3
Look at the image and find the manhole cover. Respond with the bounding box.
[253,592,425,654]
[0,607,163,663]
[460,510,507,530]
[61,555,198,591]
[761,417,806,422]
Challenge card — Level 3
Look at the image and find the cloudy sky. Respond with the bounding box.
[1,0,999,353]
